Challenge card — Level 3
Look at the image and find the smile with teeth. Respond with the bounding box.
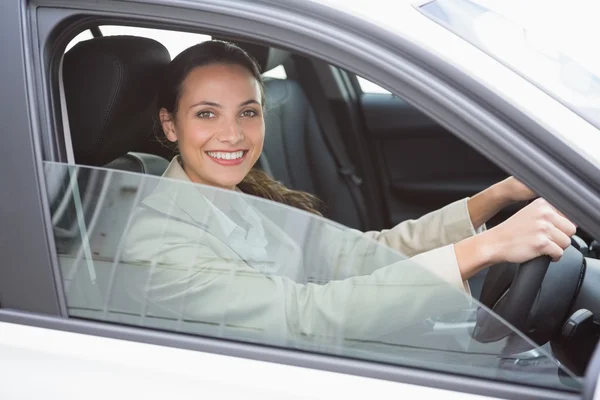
[206,151,246,160]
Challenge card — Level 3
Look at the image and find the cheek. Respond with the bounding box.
[178,120,215,149]
[245,119,265,147]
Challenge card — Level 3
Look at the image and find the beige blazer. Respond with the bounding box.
[122,157,482,345]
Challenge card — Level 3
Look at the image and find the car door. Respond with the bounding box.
[2,318,500,400]
[2,0,600,399]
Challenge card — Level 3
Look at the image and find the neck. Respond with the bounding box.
[179,158,237,191]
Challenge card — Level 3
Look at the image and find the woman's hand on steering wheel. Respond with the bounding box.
[489,197,577,263]
[455,198,577,280]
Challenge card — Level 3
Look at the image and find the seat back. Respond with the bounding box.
[263,79,363,229]
[63,35,171,175]
[55,35,172,313]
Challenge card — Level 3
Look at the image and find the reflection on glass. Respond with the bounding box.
[44,161,581,390]
[420,0,600,130]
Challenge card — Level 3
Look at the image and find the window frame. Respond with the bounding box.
[2,0,600,398]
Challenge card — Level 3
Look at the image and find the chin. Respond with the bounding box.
[211,174,246,190]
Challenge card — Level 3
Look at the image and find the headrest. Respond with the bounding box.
[215,38,289,73]
[63,36,170,166]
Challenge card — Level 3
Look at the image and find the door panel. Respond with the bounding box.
[360,93,511,228]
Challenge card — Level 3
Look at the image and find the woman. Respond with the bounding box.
[122,40,575,345]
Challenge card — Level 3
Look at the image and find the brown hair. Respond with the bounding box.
[238,169,322,215]
[157,40,323,216]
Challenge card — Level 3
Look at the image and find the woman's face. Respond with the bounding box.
[161,63,264,189]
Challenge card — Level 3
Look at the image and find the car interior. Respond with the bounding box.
[54,25,600,382]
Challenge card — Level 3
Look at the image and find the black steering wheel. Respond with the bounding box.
[473,247,584,345]
[492,256,551,331]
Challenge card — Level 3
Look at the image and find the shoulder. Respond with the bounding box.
[122,197,219,264]
[127,191,208,239]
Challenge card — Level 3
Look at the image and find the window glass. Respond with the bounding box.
[55,22,581,392]
[99,26,211,59]
[420,0,600,131]
[65,30,93,52]
[263,65,287,79]
[357,76,391,94]
[45,162,580,390]
[66,26,285,77]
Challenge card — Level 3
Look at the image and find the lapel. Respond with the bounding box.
[142,156,237,244]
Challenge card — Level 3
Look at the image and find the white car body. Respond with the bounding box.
[1,0,599,399]
[0,321,495,399]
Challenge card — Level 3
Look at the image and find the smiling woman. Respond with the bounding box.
[158,62,265,189]
[117,38,578,346]
[156,40,324,212]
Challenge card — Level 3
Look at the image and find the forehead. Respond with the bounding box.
[180,63,261,102]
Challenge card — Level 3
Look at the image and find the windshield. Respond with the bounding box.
[45,161,581,390]
[419,0,600,131]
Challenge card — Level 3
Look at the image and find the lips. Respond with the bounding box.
[205,150,248,166]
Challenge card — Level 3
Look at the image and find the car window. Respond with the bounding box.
[419,0,600,131]
[44,161,581,390]
[357,76,391,94]
[263,65,287,80]
[65,26,286,79]
[99,25,211,59]
[65,30,94,52]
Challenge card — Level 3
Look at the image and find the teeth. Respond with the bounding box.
[207,151,244,160]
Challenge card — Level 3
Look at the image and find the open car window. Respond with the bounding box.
[65,26,287,79]
[99,25,211,59]
[44,161,581,390]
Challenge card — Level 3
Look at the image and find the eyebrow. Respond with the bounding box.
[189,99,260,109]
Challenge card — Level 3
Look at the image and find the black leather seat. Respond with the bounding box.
[63,35,171,175]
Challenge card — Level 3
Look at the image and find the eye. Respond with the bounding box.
[197,111,216,119]
[240,109,258,118]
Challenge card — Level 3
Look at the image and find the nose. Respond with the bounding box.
[216,116,243,145]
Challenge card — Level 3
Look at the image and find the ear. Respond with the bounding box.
[159,108,177,142]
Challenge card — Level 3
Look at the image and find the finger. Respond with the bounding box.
[542,240,565,262]
[531,197,550,209]
[541,200,577,224]
[547,210,578,237]
[547,225,572,250]
[551,205,567,219]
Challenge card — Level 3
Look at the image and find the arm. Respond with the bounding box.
[344,182,573,281]
[360,198,479,258]
[122,215,470,343]
[362,177,537,259]
[455,198,577,280]
[466,176,536,229]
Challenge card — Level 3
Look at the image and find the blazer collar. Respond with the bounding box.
[155,157,302,241]
[143,155,302,274]
[144,156,239,238]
